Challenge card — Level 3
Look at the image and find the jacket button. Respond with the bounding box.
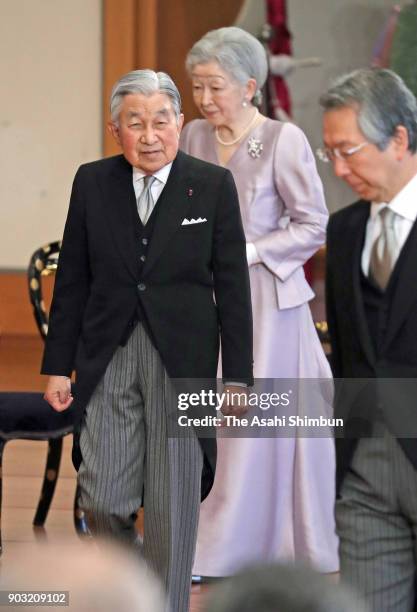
[138,283,146,292]
[140,255,146,262]
[142,238,148,245]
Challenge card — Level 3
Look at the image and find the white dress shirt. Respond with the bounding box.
[361,172,417,276]
[132,162,173,206]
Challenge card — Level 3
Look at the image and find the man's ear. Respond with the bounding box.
[108,121,121,146]
[392,125,409,160]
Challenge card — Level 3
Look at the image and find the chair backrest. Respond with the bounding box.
[27,241,61,340]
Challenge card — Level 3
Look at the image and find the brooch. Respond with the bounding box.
[247,137,263,159]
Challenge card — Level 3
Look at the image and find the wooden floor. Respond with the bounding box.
[0,335,209,611]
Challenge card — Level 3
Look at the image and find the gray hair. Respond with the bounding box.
[2,540,166,612]
[205,563,367,612]
[185,26,268,105]
[320,68,417,153]
[110,69,181,124]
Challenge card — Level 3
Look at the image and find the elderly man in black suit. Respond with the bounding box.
[320,68,417,611]
[42,69,253,612]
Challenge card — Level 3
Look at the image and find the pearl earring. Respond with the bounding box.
[242,99,248,108]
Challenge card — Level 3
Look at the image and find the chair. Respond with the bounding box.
[0,241,88,554]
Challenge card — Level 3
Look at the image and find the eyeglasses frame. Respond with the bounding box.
[316,141,368,163]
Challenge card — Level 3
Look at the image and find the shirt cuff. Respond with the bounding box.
[224,381,248,387]
[246,242,261,266]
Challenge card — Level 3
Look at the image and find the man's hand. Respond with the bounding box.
[44,375,73,412]
[220,385,249,417]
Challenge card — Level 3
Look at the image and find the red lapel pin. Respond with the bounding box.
[188,188,193,196]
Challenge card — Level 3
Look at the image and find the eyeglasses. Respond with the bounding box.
[316,141,368,163]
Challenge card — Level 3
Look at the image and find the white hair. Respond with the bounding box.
[186,27,268,104]
[110,69,181,124]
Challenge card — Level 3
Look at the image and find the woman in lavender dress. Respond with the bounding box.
[180,27,338,577]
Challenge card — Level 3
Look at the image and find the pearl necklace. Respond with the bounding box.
[215,108,259,146]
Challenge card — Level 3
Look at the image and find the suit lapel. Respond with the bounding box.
[102,155,139,281]
[142,152,194,276]
[349,201,376,366]
[383,218,417,349]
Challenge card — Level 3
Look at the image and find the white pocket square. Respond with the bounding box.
[181,217,207,225]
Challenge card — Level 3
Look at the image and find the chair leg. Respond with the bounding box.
[0,438,6,556]
[73,484,89,537]
[33,438,63,526]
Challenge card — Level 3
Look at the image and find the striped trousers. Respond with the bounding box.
[78,323,203,612]
[337,424,417,612]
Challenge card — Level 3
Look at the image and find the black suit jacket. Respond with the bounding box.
[42,151,254,499]
[326,199,417,491]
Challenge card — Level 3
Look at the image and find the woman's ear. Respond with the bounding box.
[245,78,258,103]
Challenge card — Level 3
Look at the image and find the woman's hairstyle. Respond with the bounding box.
[320,68,417,152]
[186,26,268,105]
[110,69,181,124]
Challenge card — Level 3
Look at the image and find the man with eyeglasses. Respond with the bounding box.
[319,68,417,612]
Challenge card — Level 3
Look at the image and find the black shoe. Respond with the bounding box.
[191,575,202,584]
